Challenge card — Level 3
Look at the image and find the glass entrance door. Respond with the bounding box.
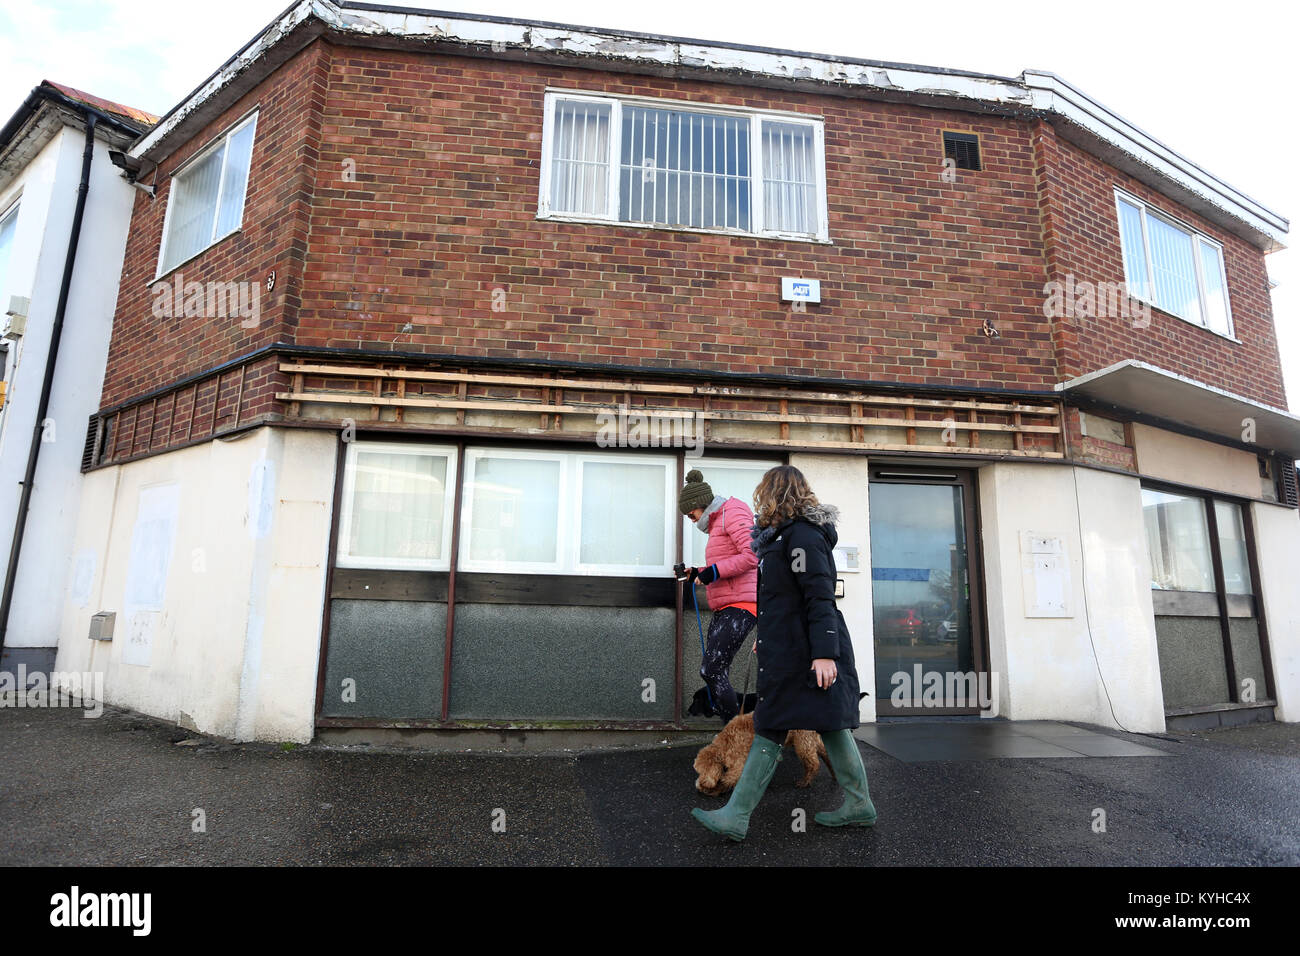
[868,468,986,715]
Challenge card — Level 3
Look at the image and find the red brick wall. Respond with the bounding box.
[99,41,330,408]
[99,40,1287,415]
[296,47,1055,391]
[1033,122,1286,408]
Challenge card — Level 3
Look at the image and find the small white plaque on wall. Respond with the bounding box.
[1020,532,1072,618]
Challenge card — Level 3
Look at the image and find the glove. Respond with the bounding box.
[695,565,719,585]
[673,563,689,581]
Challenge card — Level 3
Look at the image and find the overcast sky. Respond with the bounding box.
[3,0,1295,407]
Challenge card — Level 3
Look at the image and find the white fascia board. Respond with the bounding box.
[1024,71,1287,250]
[129,0,322,159]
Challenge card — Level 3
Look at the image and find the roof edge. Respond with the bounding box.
[127,0,1287,250]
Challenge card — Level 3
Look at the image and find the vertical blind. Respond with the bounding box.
[161,117,257,274]
[762,121,817,235]
[549,100,611,217]
[1147,213,1200,323]
[0,206,18,309]
[1117,199,1150,301]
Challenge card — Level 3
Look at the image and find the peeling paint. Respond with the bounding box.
[128,0,1287,248]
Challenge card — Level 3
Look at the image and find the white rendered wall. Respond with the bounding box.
[0,124,138,648]
[1249,502,1300,722]
[788,453,874,723]
[53,427,337,742]
[978,463,1165,731]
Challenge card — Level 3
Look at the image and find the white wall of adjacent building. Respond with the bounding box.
[0,123,138,652]
[53,426,336,743]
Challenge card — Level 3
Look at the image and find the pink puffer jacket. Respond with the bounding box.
[703,496,758,607]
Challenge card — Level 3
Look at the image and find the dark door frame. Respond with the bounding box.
[868,464,990,717]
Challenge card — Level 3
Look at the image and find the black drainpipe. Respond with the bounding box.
[0,112,97,648]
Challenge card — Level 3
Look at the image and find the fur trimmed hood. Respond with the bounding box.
[750,502,841,553]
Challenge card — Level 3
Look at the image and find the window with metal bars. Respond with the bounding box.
[540,91,827,240]
[942,131,981,171]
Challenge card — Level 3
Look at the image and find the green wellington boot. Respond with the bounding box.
[690,734,783,841]
[814,729,878,827]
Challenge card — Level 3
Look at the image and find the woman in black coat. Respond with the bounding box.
[691,465,878,841]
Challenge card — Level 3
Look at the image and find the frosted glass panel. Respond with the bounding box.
[1143,489,1214,592]
[348,451,448,563]
[468,456,561,564]
[1199,239,1230,335]
[1214,500,1252,595]
[215,120,256,237]
[579,461,666,566]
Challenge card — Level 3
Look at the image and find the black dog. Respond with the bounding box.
[687,686,758,718]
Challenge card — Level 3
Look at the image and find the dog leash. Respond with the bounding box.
[691,584,718,713]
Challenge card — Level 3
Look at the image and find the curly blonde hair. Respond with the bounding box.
[753,465,820,528]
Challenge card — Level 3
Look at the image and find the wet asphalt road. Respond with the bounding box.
[2,706,1298,866]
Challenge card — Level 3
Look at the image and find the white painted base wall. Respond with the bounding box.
[53,427,336,743]
[1249,502,1300,722]
[978,463,1166,732]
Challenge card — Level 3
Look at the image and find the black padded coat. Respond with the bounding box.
[750,503,862,733]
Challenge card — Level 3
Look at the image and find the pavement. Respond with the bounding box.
[2,705,1298,866]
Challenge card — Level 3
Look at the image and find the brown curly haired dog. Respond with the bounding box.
[693,713,835,796]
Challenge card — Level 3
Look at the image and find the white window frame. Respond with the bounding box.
[459,447,570,574]
[573,452,676,576]
[336,440,459,571]
[156,110,259,279]
[1114,187,1236,340]
[459,446,677,576]
[539,88,830,243]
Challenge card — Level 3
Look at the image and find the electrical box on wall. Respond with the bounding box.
[88,611,116,641]
[1019,532,1072,618]
[3,296,29,340]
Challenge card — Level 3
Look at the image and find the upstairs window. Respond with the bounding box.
[158,112,258,276]
[540,91,828,241]
[1115,189,1233,338]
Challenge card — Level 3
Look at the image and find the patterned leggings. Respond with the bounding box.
[700,605,757,721]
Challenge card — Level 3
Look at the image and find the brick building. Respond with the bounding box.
[51,1,1300,742]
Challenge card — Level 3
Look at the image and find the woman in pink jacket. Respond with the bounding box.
[678,469,759,721]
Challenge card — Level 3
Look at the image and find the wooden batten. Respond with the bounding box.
[272,358,1065,459]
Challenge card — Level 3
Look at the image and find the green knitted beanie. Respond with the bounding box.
[678,469,714,515]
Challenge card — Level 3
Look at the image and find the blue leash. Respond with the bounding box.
[691,584,717,712]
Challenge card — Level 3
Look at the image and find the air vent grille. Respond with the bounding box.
[943,131,981,171]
